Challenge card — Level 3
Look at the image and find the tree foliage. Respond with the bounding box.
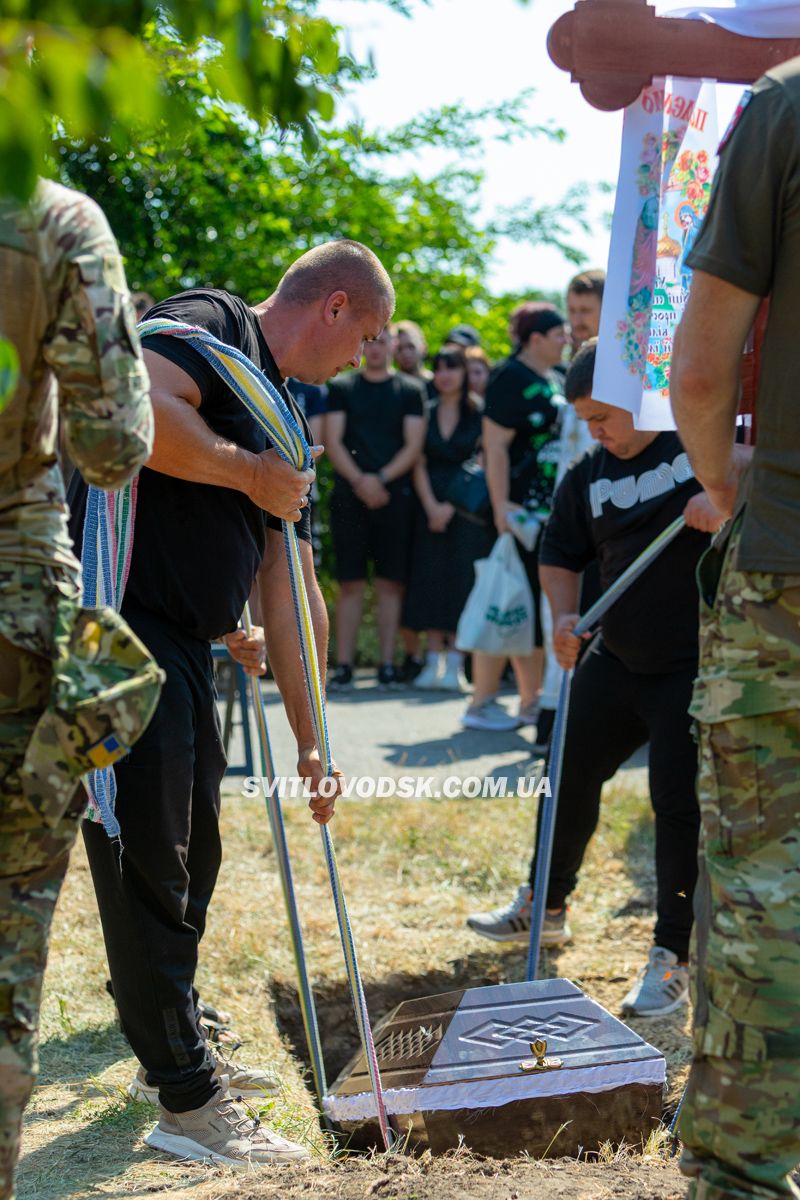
[55,39,578,361]
[1,1,351,199]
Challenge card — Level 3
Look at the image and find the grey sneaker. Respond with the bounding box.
[540,906,573,948]
[620,946,689,1017]
[467,887,573,945]
[467,885,531,941]
[129,1052,280,1106]
[461,699,519,732]
[144,1088,310,1168]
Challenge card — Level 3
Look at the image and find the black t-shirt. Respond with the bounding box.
[326,370,426,480]
[540,432,708,673]
[484,355,564,514]
[126,288,312,642]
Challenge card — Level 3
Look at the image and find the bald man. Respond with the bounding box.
[77,241,394,1169]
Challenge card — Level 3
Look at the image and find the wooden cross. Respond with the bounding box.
[548,0,800,111]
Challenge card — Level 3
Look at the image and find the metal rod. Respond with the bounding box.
[526,516,687,980]
[527,669,573,981]
[241,603,329,1113]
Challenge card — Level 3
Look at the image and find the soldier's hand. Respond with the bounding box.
[247,448,316,521]
[684,492,727,534]
[696,444,753,523]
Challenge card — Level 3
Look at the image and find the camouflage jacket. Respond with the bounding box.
[0,178,152,580]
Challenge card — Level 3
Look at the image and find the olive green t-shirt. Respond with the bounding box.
[687,56,800,572]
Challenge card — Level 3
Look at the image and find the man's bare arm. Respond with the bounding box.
[143,349,315,521]
[670,271,760,516]
[324,409,363,486]
[258,529,340,823]
[258,528,328,744]
[379,414,426,483]
[539,563,589,670]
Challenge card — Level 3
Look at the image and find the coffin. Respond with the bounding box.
[325,979,666,1157]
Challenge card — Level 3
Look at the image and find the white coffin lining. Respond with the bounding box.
[324,1057,666,1122]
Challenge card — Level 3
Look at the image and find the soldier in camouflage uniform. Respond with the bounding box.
[0,178,153,1200]
[671,57,800,1200]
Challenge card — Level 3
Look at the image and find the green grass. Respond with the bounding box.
[20,777,689,1200]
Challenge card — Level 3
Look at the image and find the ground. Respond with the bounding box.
[19,678,688,1200]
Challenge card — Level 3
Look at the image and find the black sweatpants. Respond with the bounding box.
[82,601,227,1113]
[528,641,700,960]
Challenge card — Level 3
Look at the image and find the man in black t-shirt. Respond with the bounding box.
[463,303,567,733]
[468,340,723,1018]
[78,240,395,1169]
[325,325,426,687]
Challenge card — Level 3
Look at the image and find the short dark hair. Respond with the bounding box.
[567,269,605,302]
[276,239,395,317]
[564,337,597,403]
[514,302,566,349]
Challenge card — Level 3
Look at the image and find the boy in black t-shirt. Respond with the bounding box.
[325,326,426,687]
[468,340,723,1018]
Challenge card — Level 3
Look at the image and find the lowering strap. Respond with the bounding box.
[81,316,392,1149]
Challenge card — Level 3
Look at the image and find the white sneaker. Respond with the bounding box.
[439,663,468,692]
[144,1088,309,1168]
[620,946,689,1017]
[414,658,443,689]
[461,699,519,731]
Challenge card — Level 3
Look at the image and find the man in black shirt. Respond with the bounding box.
[325,325,426,687]
[468,340,722,1017]
[80,240,395,1168]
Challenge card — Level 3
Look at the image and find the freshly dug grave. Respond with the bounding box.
[21,780,690,1200]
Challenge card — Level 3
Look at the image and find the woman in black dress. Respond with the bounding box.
[404,347,492,691]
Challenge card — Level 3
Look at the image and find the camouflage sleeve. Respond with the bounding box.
[42,196,153,490]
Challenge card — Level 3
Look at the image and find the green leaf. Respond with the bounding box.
[0,338,20,412]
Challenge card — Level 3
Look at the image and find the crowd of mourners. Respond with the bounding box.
[290,270,606,747]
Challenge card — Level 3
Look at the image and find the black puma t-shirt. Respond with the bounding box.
[540,431,708,673]
[126,288,312,641]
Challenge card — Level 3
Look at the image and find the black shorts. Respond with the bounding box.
[330,480,414,584]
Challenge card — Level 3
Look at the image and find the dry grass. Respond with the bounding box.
[19,774,689,1200]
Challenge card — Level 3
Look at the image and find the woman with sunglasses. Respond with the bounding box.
[404,346,491,690]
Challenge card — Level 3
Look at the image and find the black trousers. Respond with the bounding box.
[83,602,227,1112]
[529,642,700,960]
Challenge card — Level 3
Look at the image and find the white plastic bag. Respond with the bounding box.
[456,533,534,656]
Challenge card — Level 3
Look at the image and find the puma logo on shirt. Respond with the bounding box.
[589,452,694,517]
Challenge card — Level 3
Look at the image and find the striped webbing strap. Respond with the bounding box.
[81,317,392,1147]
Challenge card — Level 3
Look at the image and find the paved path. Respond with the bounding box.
[219,670,647,795]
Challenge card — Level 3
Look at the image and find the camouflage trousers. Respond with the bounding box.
[679,517,800,1199]
[0,564,83,1200]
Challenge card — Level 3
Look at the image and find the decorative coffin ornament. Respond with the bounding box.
[325,979,666,1157]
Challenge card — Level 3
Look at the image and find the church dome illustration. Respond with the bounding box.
[657,216,680,260]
